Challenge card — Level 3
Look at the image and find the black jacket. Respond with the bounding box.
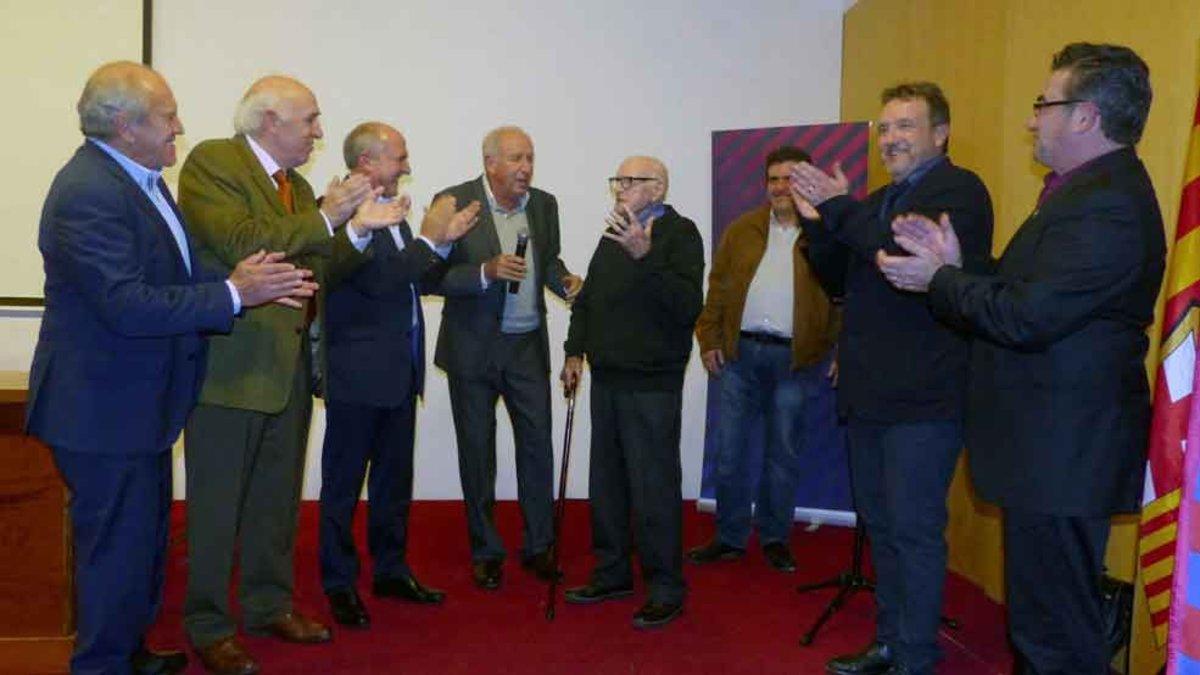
[815,158,994,422]
[930,148,1165,515]
[565,205,704,390]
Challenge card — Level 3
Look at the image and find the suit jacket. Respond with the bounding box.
[432,177,571,375]
[815,158,994,423]
[929,147,1165,516]
[323,222,446,406]
[179,134,366,414]
[27,142,234,455]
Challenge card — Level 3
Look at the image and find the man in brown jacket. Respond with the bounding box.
[691,146,842,572]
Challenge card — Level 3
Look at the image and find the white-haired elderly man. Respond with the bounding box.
[177,75,414,673]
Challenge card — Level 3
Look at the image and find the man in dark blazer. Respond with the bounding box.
[877,43,1164,673]
[433,126,582,589]
[319,122,479,628]
[792,83,994,675]
[179,76,408,673]
[27,62,314,675]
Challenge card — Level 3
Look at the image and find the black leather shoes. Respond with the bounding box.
[826,642,895,674]
[131,645,188,674]
[632,601,683,629]
[686,539,745,564]
[763,542,797,572]
[563,582,635,605]
[521,550,563,581]
[472,559,503,590]
[327,587,370,629]
[374,574,446,604]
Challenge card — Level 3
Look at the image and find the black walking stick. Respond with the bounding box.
[545,384,578,620]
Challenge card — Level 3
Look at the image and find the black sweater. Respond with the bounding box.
[564,205,704,390]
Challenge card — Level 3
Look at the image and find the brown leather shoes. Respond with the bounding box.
[194,636,259,675]
[247,611,332,644]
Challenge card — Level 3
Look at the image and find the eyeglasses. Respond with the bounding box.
[1032,95,1086,112]
[608,176,660,190]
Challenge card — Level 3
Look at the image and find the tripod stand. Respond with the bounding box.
[795,522,960,646]
[796,523,874,645]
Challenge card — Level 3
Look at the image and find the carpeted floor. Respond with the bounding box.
[146,500,1013,674]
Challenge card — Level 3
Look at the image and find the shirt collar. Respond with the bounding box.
[1038,152,1109,207]
[481,173,529,215]
[894,153,946,188]
[245,134,283,182]
[637,202,666,224]
[88,137,161,193]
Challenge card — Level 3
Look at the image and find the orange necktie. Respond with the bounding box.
[273,170,295,214]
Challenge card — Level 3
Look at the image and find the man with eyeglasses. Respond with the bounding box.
[432,126,582,591]
[876,43,1163,673]
[689,146,844,574]
[791,82,993,675]
[559,156,703,629]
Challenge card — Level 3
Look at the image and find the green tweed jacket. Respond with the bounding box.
[179,134,365,414]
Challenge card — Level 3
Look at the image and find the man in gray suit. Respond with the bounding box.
[433,126,582,589]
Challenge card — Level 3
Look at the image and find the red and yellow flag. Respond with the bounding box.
[1141,93,1200,646]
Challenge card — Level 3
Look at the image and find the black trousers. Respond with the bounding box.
[587,380,686,605]
[447,331,554,562]
[1004,509,1111,675]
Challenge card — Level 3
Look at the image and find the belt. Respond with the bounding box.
[739,330,791,346]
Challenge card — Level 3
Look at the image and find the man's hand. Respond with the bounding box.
[561,274,583,302]
[420,194,482,246]
[602,205,653,260]
[228,250,318,309]
[701,349,725,376]
[319,174,373,227]
[892,212,962,267]
[560,355,584,395]
[483,253,527,282]
[348,192,407,236]
[790,161,849,208]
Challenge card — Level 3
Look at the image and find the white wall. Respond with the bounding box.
[2,0,845,501]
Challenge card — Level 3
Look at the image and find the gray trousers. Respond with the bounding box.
[182,353,312,648]
[587,380,686,605]
[447,331,554,562]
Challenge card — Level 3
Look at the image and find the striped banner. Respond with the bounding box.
[1144,93,1200,653]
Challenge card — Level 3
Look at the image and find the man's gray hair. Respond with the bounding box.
[481,125,530,160]
[343,121,393,170]
[76,61,156,139]
[233,75,309,136]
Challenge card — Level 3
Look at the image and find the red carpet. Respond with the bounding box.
[147,501,1013,674]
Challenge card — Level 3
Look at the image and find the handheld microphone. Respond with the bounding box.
[509,230,529,294]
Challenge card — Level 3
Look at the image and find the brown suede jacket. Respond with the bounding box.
[695,205,838,369]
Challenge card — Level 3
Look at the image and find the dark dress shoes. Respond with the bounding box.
[521,549,563,581]
[327,587,370,629]
[632,601,683,629]
[246,611,332,644]
[131,645,188,674]
[472,558,503,590]
[685,539,745,564]
[193,636,259,675]
[374,574,446,604]
[826,642,895,674]
[563,582,635,605]
[762,542,798,572]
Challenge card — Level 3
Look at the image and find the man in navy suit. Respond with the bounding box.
[319,122,480,628]
[877,43,1164,673]
[26,61,315,675]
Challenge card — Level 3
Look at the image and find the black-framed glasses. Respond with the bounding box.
[608,176,660,190]
[1032,95,1086,112]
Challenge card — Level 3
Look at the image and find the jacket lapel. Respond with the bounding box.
[233,134,290,217]
[473,176,503,256]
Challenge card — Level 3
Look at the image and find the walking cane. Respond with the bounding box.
[545,384,578,620]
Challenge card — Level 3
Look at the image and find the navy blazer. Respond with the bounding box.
[929,148,1166,516]
[323,222,446,406]
[26,142,234,455]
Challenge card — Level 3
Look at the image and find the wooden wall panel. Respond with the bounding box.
[842,1,1200,672]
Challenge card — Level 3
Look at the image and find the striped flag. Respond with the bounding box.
[1143,91,1200,652]
[1169,358,1200,672]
